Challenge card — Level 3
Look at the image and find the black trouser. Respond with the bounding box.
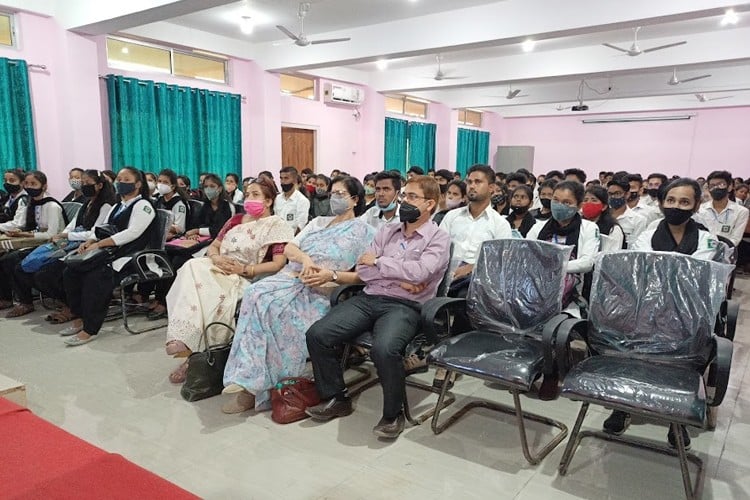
[0,250,29,301]
[63,264,119,335]
[12,261,37,305]
[34,260,67,302]
[306,294,421,420]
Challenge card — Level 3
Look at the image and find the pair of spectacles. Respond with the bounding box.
[607,191,625,198]
[399,193,427,203]
[708,183,728,190]
[330,190,352,197]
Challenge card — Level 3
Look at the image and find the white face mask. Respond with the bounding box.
[156,183,172,196]
[445,198,462,209]
[148,181,157,191]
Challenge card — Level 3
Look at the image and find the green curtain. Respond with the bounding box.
[408,122,436,171]
[0,58,37,170]
[107,75,241,184]
[456,128,490,176]
[384,117,408,174]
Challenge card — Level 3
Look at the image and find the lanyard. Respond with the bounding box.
[711,208,730,225]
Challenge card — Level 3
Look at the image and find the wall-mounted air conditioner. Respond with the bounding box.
[323,83,364,106]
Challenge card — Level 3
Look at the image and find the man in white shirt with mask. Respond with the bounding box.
[360,171,401,230]
[607,176,647,248]
[694,170,749,247]
[274,166,310,234]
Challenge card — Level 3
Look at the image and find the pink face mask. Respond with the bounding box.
[244,200,266,217]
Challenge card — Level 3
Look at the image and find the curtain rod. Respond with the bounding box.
[7,61,47,70]
[98,75,246,102]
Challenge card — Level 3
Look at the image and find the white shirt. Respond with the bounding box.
[632,199,662,226]
[615,207,647,248]
[274,190,310,232]
[230,189,244,204]
[440,203,513,265]
[526,218,601,274]
[0,194,65,240]
[632,227,720,262]
[360,204,400,231]
[0,193,28,233]
[693,200,749,247]
[64,203,113,241]
[600,225,625,253]
[96,197,156,272]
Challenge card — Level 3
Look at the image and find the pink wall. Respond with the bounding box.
[501,107,750,180]
[0,12,105,197]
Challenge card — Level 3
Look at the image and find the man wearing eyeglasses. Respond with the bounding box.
[305,175,450,440]
[693,170,749,246]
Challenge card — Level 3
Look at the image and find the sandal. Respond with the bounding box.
[46,309,77,324]
[403,353,428,374]
[168,361,189,384]
[0,300,13,310]
[6,304,34,318]
[166,340,189,357]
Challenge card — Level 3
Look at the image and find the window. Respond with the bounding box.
[0,13,13,46]
[106,37,228,84]
[458,108,483,127]
[385,95,428,119]
[280,74,316,100]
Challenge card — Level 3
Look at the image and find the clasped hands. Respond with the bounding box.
[357,252,426,295]
[300,258,334,287]
[210,254,245,275]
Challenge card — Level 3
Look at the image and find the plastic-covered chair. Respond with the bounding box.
[555,251,734,500]
[425,239,574,465]
[187,199,204,231]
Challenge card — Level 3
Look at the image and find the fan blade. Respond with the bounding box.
[438,76,467,80]
[276,25,300,41]
[642,41,687,53]
[708,96,733,101]
[310,37,351,45]
[507,89,522,99]
[602,43,629,53]
[680,74,711,83]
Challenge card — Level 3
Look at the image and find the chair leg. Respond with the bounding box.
[558,402,589,475]
[402,377,456,425]
[673,423,696,500]
[119,285,165,335]
[341,344,373,390]
[430,371,568,465]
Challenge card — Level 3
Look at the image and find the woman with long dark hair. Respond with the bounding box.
[581,185,625,251]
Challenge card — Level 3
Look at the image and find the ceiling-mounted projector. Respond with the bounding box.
[571,104,589,111]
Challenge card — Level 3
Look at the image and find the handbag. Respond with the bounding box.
[63,246,116,272]
[21,240,79,273]
[270,377,321,424]
[180,321,234,402]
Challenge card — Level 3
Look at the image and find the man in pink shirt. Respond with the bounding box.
[306,176,450,439]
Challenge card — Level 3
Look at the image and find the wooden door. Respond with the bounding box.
[281,127,315,172]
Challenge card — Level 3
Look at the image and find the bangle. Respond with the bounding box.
[250,265,255,278]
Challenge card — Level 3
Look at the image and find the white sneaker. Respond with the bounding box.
[64,335,96,347]
[59,325,82,336]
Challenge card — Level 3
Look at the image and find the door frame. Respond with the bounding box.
[281,122,319,173]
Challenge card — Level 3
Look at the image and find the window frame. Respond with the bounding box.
[457,108,483,127]
[0,11,15,48]
[279,74,317,100]
[385,94,428,119]
[105,36,228,85]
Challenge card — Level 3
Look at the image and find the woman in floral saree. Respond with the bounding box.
[222,177,376,413]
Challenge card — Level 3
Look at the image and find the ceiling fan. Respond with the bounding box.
[668,68,711,85]
[603,27,686,56]
[425,55,466,81]
[505,84,528,99]
[694,93,733,102]
[276,2,351,47]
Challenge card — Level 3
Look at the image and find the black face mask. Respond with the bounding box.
[540,198,551,210]
[399,202,421,224]
[280,183,294,193]
[511,204,529,215]
[25,187,43,198]
[81,184,97,198]
[115,182,136,197]
[628,191,639,201]
[3,183,21,194]
[663,207,693,226]
[439,184,448,194]
[491,194,506,206]
[646,188,660,198]
[710,188,728,201]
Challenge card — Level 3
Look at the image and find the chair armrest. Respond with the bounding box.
[553,318,588,377]
[540,314,570,376]
[330,284,365,306]
[707,336,733,407]
[725,300,739,341]
[130,249,175,281]
[420,297,466,344]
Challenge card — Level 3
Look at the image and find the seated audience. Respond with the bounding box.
[221,176,375,413]
[61,167,156,346]
[363,173,377,210]
[491,182,509,216]
[546,170,564,182]
[530,179,557,221]
[0,169,27,224]
[433,179,466,226]
[693,170,749,247]
[164,179,293,382]
[643,173,668,207]
[581,185,625,251]
[505,185,536,237]
[431,169,454,218]
[154,168,190,241]
[406,166,424,180]
[564,168,587,184]
[505,172,528,191]
[310,174,332,218]
[604,178,720,449]
[62,168,86,203]
[304,175,450,439]
[607,176,647,247]
[627,173,661,225]
[145,172,158,196]
[360,171,401,230]
[275,166,311,233]
[225,173,244,204]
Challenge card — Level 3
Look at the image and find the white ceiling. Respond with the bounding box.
[18,0,749,117]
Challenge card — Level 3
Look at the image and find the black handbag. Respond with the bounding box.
[63,247,117,272]
[180,321,235,402]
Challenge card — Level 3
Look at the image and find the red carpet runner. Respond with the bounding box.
[0,398,198,499]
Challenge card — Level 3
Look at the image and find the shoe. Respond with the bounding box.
[305,397,353,422]
[0,300,13,310]
[60,325,82,337]
[5,304,34,318]
[147,308,167,321]
[372,414,405,439]
[64,335,96,347]
[221,391,255,414]
[432,368,457,391]
[603,410,631,436]
[667,425,691,451]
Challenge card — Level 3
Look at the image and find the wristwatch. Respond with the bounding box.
[331,270,339,282]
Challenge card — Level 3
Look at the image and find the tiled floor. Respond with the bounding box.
[1,279,749,499]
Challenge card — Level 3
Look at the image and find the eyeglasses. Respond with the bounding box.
[708,182,728,190]
[330,190,352,197]
[399,192,427,203]
[607,191,625,198]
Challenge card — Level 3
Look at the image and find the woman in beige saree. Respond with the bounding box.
[165,179,293,383]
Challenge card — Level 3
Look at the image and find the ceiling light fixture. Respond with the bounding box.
[240,15,254,34]
[521,39,536,52]
[376,59,388,70]
[721,9,739,26]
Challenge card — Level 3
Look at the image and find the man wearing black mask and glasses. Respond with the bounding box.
[607,176,647,248]
[694,170,749,247]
